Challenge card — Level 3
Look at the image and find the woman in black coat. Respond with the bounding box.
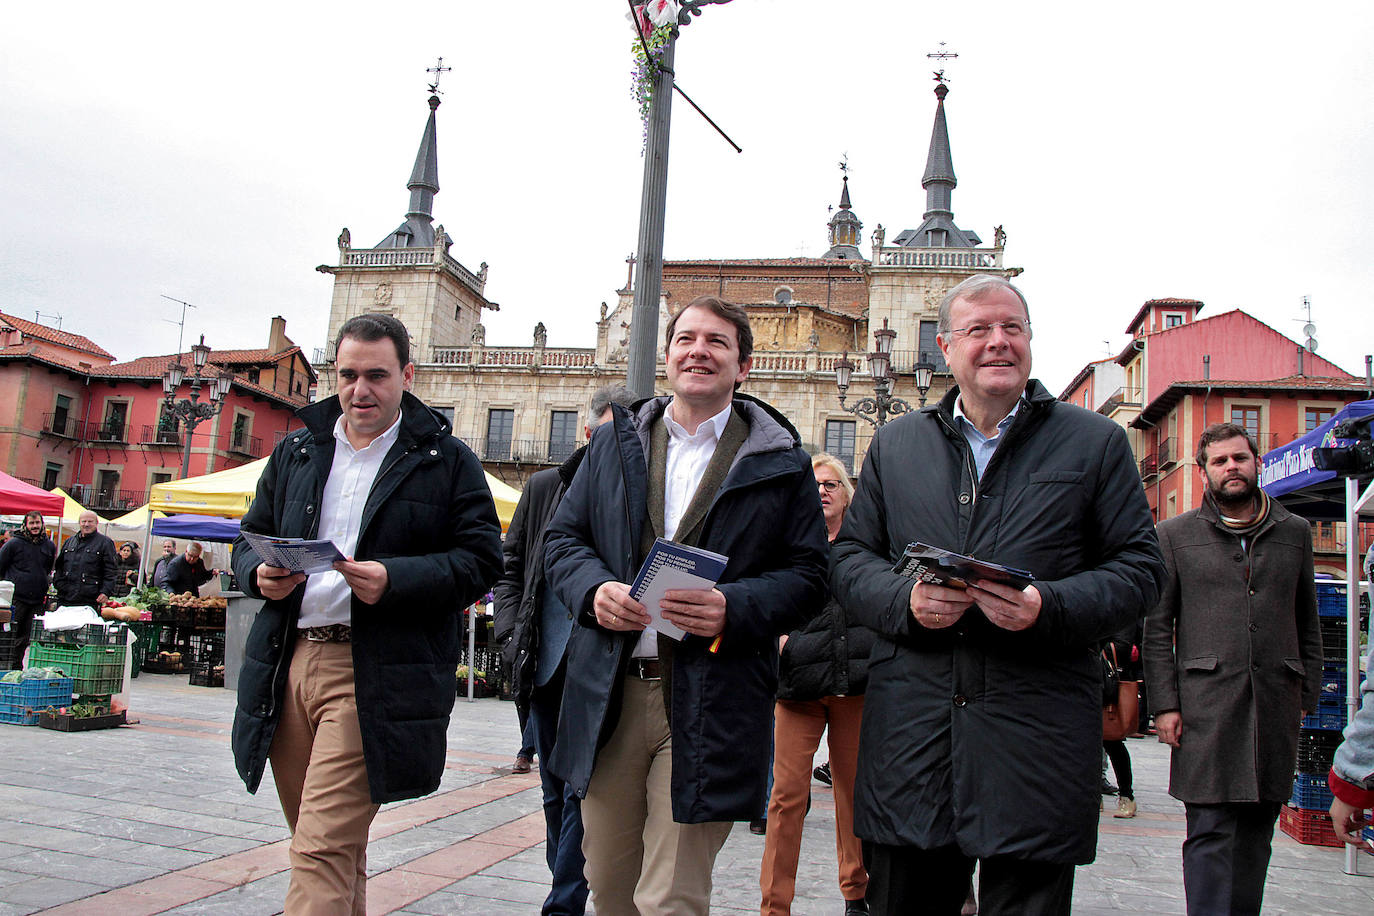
[759,453,875,916]
[110,542,141,598]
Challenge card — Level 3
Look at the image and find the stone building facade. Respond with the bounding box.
[315,81,1021,487]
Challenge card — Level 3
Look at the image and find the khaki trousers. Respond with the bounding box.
[759,695,867,915]
[581,674,733,915]
[269,638,380,916]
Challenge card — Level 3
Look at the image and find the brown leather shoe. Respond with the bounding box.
[511,755,532,774]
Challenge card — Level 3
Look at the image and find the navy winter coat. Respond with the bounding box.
[831,380,1164,864]
[231,393,503,804]
[543,395,830,823]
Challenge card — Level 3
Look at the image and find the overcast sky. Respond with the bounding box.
[4,1,1372,394]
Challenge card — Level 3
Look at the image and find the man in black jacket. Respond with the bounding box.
[0,511,56,666]
[544,297,829,915]
[831,276,1164,915]
[494,383,633,916]
[52,510,117,610]
[231,314,502,915]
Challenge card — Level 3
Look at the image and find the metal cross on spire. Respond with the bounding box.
[928,41,958,85]
[426,57,452,95]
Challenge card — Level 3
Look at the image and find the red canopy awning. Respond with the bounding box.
[0,471,65,516]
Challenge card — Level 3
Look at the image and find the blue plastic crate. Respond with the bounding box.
[1290,773,1334,810]
[1302,709,1347,730]
[0,677,74,725]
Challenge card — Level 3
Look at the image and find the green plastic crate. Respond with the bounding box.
[126,621,162,656]
[27,643,126,696]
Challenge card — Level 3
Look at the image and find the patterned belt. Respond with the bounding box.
[627,657,662,681]
[298,624,352,643]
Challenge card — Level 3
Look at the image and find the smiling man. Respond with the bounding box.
[831,275,1164,915]
[544,296,829,915]
[231,313,502,915]
[1144,423,1321,916]
[52,509,117,610]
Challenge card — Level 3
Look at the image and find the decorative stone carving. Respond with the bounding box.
[374,282,392,307]
[994,225,1006,248]
[471,323,485,346]
[337,227,351,249]
[533,322,547,348]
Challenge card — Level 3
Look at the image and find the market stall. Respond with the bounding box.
[1260,398,1373,871]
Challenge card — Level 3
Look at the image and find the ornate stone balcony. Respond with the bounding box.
[872,245,1004,270]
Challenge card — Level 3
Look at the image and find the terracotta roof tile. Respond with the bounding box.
[0,311,115,360]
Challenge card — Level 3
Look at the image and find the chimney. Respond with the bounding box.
[1202,354,1210,380]
[268,316,291,353]
[1297,344,1304,377]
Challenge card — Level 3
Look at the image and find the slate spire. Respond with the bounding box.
[376,94,442,249]
[922,82,956,219]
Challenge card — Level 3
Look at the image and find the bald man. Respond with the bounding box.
[52,510,118,609]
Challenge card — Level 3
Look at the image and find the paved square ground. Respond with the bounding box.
[0,674,1369,914]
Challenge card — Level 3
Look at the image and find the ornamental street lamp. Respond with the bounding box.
[834,318,935,427]
[162,334,233,479]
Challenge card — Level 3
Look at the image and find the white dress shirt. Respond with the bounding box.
[297,410,403,628]
[632,400,733,657]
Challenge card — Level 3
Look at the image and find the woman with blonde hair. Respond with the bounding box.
[760,453,874,915]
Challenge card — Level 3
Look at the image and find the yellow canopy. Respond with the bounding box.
[146,456,519,532]
[109,504,165,527]
[48,487,87,521]
[148,458,269,518]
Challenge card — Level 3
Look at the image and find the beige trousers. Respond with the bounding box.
[269,638,380,916]
[580,674,734,915]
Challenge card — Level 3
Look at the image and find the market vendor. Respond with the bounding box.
[51,510,117,610]
[0,510,56,666]
[163,541,216,597]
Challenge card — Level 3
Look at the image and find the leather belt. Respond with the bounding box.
[627,657,662,681]
[298,624,352,643]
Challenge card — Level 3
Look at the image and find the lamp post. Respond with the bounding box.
[161,334,233,479]
[834,318,929,427]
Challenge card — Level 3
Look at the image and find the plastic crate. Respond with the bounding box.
[1297,729,1344,773]
[126,621,162,656]
[188,659,224,688]
[1301,709,1347,731]
[0,626,20,670]
[1279,804,1342,847]
[33,620,126,646]
[192,606,226,629]
[1290,773,1335,810]
[186,632,225,666]
[26,643,126,696]
[0,676,74,725]
[1317,583,1348,617]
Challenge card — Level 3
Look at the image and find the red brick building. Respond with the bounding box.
[1061,298,1372,574]
[0,313,315,516]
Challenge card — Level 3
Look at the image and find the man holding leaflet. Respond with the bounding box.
[543,296,829,915]
[831,275,1164,914]
[230,313,502,915]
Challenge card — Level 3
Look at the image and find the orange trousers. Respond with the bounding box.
[759,695,867,915]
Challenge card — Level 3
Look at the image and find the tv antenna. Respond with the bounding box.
[160,294,197,356]
[1296,294,1318,353]
[35,311,63,330]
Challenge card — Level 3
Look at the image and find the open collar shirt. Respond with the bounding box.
[297,409,403,628]
[953,397,1022,481]
[631,399,733,658]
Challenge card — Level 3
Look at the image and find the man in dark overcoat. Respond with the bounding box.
[0,511,56,664]
[1144,422,1321,915]
[830,275,1164,915]
[492,383,633,916]
[543,297,829,915]
[231,314,502,915]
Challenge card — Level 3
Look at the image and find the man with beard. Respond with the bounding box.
[1144,422,1322,915]
[0,511,56,665]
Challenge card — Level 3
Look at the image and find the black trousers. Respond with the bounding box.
[1103,739,1134,799]
[863,841,1074,916]
[1181,801,1281,916]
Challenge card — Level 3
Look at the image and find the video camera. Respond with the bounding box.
[1313,415,1374,477]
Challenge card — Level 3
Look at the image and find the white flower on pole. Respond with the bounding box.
[644,0,680,27]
